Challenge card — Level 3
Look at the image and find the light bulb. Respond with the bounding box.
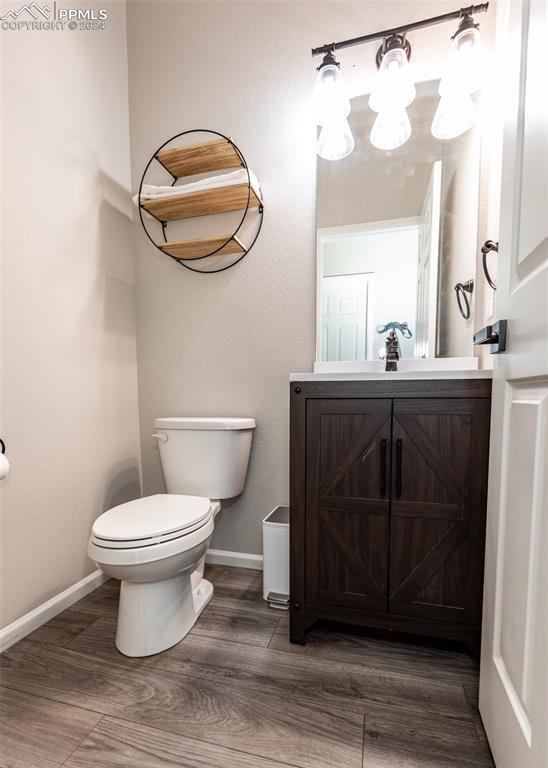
[431,92,477,139]
[317,116,355,161]
[432,17,484,142]
[370,106,411,150]
[312,62,351,126]
[452,26,484,94]
[439,23,485,98]
[369,46,416,113]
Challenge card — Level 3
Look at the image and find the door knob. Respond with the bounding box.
[473,319,507,353]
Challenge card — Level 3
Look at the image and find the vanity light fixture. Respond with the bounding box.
[312,50,355,161]
[369,34,415,150]
[310,3,489,159]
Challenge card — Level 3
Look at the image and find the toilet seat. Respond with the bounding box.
[88,512,214,568]
[91,494,211,550]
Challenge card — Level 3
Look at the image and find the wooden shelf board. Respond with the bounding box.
[160,234,246,260]
[141,183,262,222]
[156,138,242,178]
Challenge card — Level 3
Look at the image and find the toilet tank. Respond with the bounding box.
[154,417,255,499]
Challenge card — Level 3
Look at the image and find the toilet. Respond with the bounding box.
[87,416,255,657]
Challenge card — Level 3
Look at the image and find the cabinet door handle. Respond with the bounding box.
[395,438,403,498]
[380,439,387,498]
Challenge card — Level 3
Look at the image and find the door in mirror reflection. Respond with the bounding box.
[320,273,373,361]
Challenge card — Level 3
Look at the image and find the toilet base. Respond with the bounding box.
[115,574,213,657]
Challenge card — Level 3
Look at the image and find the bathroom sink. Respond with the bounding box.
[291,358,492,382]
[312,357,480,374]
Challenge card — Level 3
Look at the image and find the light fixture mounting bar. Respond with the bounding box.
[311,3,489,57]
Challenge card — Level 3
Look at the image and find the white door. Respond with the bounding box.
[479,2,548,767]
[320,274,372,361]
[415,161,442,358]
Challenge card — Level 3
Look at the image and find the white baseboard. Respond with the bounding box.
[0,569,108,653]
[0,552,262,654]
[206,548,263,571]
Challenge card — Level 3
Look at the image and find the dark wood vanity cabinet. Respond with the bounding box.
[290,378,491,652]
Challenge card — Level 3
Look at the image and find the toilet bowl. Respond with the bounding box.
[88,416,255,657]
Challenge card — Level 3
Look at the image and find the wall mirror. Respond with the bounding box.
[316,79,480,363]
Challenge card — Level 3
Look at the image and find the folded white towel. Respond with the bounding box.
[133,168,261,209]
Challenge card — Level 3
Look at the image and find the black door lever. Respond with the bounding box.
[473,319,507,353]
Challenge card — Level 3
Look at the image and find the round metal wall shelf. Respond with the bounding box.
[137,129,264,274]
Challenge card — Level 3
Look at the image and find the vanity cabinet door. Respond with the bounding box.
[306,399,392,611]
[388,398,490,625]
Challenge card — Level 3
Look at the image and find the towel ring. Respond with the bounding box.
[137,129,264,274]
[454,279,474,320]
[481,240,498,291]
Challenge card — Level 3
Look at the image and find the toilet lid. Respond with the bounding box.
[92,494,211,544]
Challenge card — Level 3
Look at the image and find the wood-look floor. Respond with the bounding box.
[0,566,494,768]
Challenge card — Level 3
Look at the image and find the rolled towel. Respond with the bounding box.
[133,168,261,209]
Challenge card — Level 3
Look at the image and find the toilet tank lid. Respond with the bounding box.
[155,416,256,431]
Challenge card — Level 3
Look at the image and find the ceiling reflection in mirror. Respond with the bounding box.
[316,79,480,362]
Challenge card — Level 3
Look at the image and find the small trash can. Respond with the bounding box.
[262,505,289,609]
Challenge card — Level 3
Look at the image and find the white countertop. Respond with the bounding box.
[290,370,493,382]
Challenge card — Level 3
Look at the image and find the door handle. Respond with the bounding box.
[473,319,507,353]
[395,438,402,498]
[380,439,387,498]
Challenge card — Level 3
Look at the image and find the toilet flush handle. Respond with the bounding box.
[151,432,168,443]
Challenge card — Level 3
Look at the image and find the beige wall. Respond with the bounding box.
[126,0,495,555]
[0,1,141,627]
[437,126,481,357]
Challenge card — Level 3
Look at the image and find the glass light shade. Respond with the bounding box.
[317,116,355,161]
[369,47,416,113]
[370,106,411,150]
[431,92,477,139]
[312,63,351,126]
[439,26,485,98]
